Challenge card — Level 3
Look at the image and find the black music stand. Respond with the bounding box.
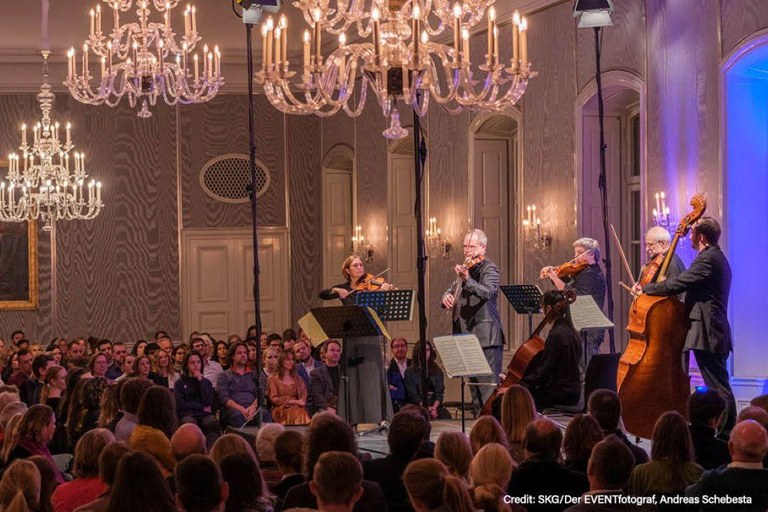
[309,305,384,422]
[355,289,415,322]
[501,285,543,336]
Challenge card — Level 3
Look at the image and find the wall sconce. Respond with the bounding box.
[426,217,452,258]
[652,191,672,229]
[522,205,552,253]
[352,225,374,262]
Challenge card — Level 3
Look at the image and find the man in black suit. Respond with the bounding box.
[688,388,730,470]
[685,419,768,511]
[363,409,429,512]
[587,390,648,466]
[507,418,589,512]
[641,226,687,282]
[387,338,411,413]
[642,217,736,433]
[308,340,341,415]
[441,229,504,409]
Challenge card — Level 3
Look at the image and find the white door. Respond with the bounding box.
[182,228,290,341]
[323,169,353,289]
[473,139,512,344]
[388,154,419,341]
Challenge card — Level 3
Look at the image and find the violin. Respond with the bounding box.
[352,273,396,292]
[540,258,589,280]
[448,255,486,319]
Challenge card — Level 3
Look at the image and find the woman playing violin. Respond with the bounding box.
[319,255,394,305]
[540,237,606,372]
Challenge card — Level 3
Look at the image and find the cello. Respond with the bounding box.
[481,290,576,416]
[617,194,707,439]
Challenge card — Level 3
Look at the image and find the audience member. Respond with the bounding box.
[364,409,429,512]
[272,430,305,503]
[157,337,173,355]
[174,351,220,447]
[69,377,110,447]
[97,384,120,430]
[88,354,110,381]
[220,453,273,512]
[750,393,768,414]
[507,418,588,512]
[469,415,508,454]
[403,458,475,512]
[21,354,54,406]
[52,429,114,512]
[106,342,126,381]
[400,404,435,458]
[215,341,230,371]
[29,454,59,512]
[172,345,187,374]
[175,454,229,512]
[129,386,177,478]
[218,343,267,428]
[132,340,148,357]
[255,423,285,489]
[0,401,27,445]
[108,451,176,512]
[386,339,411,415]
[210,433,257,466]
[587,390,648,465]
[170,423,206,462]
[267,350,310,425]
[194,335,223,388]
[500,385,537,463]
[73,442,131,512]
[8,349,34,388]
[404,340,450,419]
[737,406,768,433]
[132,355,154,381]
[0,390,20,413]
[469,443,515,512]
[311,452,365,512]
[685,419,768,511]
[434,431,473,479]
[282,329,298,351]
[263,347,279,378]
[563,414,603,474]
[1,412,23,463]
[309,340,340,415]
[628,411,703,497]
[282,413,386,512]
[294,338,324,383]
[40,365,67,412]
[687,388,730,470]
[150,349,179,389]
[0,459,41,512]
[114,378,153,443]
[5,404,65,483]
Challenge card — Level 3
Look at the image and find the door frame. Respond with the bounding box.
[322,143,356,289]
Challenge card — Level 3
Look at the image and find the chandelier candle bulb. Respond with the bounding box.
[280,15,288,65]
[660,191,666,213]
[194,53,199,82]
[520,17,528,70]
[21,124,26,146]
[165,2,170,30]
[412,5,420,61]
[452,3,461,57]
[487,6,495,60]
[83,44,89,76]
[207,51,213,79]
[113,2,119,32]
[261,26,268,67]
[275,27,282,67]
[372,7,381,61]
[184,5,190,36]
[512,11,520,72]
[90,9,95,37]
[96,5,102,34]
[107,42,113,73]
[191,6,196,33]
[493,26,499,62]
[266,18,274,69]
[303,30,310,68]
[462,27,469,62]
[215,47,220,76]
[313,9,322,65]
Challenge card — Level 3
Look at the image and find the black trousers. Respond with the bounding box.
[692,350,737,434]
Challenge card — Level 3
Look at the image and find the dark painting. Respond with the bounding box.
[0,220,38,309]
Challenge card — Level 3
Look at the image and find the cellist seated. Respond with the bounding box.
[521,290,582,410]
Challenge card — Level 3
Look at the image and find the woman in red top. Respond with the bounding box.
[52,428,114,512]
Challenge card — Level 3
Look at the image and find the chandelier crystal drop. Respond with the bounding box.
[0,52,103,231]
[256,0,536,139]
[65,0,224,118]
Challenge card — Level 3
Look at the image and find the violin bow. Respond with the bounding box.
[609,224,636,287]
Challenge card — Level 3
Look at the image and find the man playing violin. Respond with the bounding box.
[540,238,606,372]
[441,229,505,409]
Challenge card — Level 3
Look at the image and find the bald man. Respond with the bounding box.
[685,420,768,510]
[639,226,686,283]
[171,423,207,462]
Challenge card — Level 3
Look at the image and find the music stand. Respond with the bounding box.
[355,289,415,322]
[569,295,614,365]
[308,305,386,422]
[500,285,543,336]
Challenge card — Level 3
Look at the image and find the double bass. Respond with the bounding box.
[481,290,576,416]
[617,194,707,439]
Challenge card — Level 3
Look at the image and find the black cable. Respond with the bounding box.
[232,0,243,18]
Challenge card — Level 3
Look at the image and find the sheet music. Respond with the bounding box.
[366,307,391,340]
[298,312,328,347]
[433,334,493,378]
[570,295,614,332]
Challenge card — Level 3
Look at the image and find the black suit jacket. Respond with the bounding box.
[689,424,730,470]
[643,246,732,353]
[507,457,589,512]
[443,258,504,348]
[281,479,386,512]
[403,366,445,406]
[308,364,338,413]
[685,465,768,511]
[642,251,686,283]
[363,454,414,512]
[605,429,649,466]
[522,319,581,400]
[271,473,304,509]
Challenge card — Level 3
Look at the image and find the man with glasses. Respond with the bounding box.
[639,226,686,283]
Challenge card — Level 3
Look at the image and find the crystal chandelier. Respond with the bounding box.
[255,0,535,138]
[65,0,224,118]
[0,52,103,231]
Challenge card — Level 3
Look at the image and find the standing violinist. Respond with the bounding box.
[638,226,686,284]
[318,254,393,424]
[640,218,736,435]
[540,238,606,372]
[440,229,505,410]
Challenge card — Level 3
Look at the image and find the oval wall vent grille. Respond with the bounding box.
[200,154,270,203]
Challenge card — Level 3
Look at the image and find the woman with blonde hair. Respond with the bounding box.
[469,415,508,455]
[5,405,64,483]
[434,431,473,479]
[0,412,23,463]
[499,385,537,463]
[150,349,179,389]
[39,366,66,410]
[52,428,114,512]
[0,459,41,512]
[468,443,515,512]
[268,350,310,425]
[403,458,475,512]
[210,433,258,466]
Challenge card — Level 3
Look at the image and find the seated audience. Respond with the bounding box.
[564,436,640,512]
[157,338,173,355]
[21,354,54,406]
[1,412,24,464]
[220,453,274,512]
[106,342,126,381]
[0,390,20,413]
[294,338,324,383]
[363,409,429,512]
[267,350,310,425]
[685,419,768,511]
[282,413,386,512]
[311,452,365,512]
[500,385,537,463]
[108,451,176,512]
[114,354,136,381]
[403,458,475,512]
[170,423,207,462]
[69,377,110,446]
[272,430,305,503]
[387,338,411,413]
[175,454,228,512]
[434,431,473,480]
[174,352,220,448]
[40,366,67,412]
[8,349,34,389]
[400,404,435,458]
[150,349,179,389]
[263,347,279,379]
[172,345,187,374]
[0,459,41,512]
[30,454,60,512]
[210,433,257,466]
[132,355,155,381]
[193,336,223,388]
[469,415,508,454]
[563,414,603,475]
[52,429,114,512]
[587,389,648,465]
[97,384,120,431]
[469,443,517,512]
[309,340,341,415]
[218,343,266,428]
[114,378,153,443]
[737,406,768,433]
[687,388,730,470]
[129,386,177,478]
[132,341,148,358]
[507,418,589,512]
[0,401,27,445]
[628,411,703,497]
[282,329,298,351]
[404,340,450,419]
[215,341,230,371]
[246,342,259,371]
[73,442,131,512]
[266,333,282,351]
[750,393,768,414]
[88,354,110,381]
[255,423,285,489]
[5,404,65,483]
